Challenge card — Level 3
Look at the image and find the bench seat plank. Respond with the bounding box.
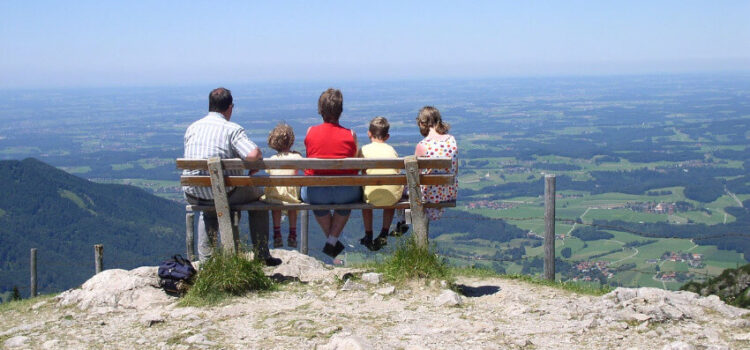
[181,174,454,187]
[177,157,452,170]
[186,200,456,212]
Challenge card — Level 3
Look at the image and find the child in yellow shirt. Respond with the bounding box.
[359,117,404,250]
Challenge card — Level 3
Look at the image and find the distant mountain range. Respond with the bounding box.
[0,158,185,297]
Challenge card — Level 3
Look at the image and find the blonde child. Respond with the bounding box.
[359,117,404,250]
[414,106,458,220]
[263,123,303,248]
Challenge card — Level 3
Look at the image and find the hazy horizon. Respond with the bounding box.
[2,1,749,89]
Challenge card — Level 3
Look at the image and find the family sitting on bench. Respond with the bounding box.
[182,87,458,264]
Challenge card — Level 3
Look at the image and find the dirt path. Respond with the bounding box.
[725,186,744,208]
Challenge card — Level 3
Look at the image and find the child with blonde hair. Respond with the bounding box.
[263,122,303,248]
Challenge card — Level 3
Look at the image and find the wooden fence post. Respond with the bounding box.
[544,174,556,281]
[186,212,195,260]
[30,248,37,297]
[207,157,236,254]
[404,156,429,248]
[94,244,103,274]
[300,210,309,255]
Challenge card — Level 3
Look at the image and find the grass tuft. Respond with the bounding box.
[451,265,501,278]
[501,273,613,296]
[374,236,452,284]
[180,253,274,306]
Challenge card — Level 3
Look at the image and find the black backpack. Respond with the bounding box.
[158,255,197,295]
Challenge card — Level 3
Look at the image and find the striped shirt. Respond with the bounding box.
[182,112,258,200]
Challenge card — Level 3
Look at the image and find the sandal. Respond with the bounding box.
[273,233,283,248]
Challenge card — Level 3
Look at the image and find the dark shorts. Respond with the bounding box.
[301,186,362,216]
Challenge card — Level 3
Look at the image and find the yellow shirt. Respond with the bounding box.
[262,152,302,204]
[360,142,403,206]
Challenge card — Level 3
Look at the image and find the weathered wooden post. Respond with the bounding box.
[232,211,241,250]
[544,174,556,281]
[30,248,37,297]
[186,212,195,260]
[94,244,103,274]
[207,157,236,254]
[300,210,309,255]
[404,156,429,248]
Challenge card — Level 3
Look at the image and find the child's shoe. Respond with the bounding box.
[372,233,388,250]
[323,241,345,258]
[359,235,375,251]
[273,233,283,248]
[287,233,298,248]
[389,221,409,237]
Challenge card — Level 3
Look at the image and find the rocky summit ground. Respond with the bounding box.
[2,250,750,350]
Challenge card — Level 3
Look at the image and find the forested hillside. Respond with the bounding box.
[0,158,184,296]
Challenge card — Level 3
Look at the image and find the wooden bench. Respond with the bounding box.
[177,156,456,258]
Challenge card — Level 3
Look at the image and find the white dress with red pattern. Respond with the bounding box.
[418,135,458,220]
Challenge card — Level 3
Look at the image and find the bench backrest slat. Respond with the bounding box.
[176,157,452,170]
[180,174,454,187]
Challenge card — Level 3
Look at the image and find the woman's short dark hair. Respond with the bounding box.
[369,116,390,140]
[318,88,343,123]
[267,122,295,152]
[209,87,233,112]
[417,106,450,137]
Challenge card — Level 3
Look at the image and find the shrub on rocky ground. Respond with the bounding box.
[181,253,274,306]
[375,236,452,283]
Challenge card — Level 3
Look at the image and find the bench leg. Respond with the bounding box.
[208,157,237,254]
[186,212,195,260]
[300,210,309,255]
[404,156,429,247]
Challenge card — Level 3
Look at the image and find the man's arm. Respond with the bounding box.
[230,129,262,173]
[245,147,262,162]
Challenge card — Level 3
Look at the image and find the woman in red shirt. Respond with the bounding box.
[301,88,361,258]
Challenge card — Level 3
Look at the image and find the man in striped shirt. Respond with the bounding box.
[183,87,281,266]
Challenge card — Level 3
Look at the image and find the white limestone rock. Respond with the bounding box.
[4,336,29,348]
[662,341,695,350]
[435,289,462,307]
[56,266,174,310]
[374,285,396,296]
[361,272,383,285]
[319,335,371,350]
[341,279,366,291]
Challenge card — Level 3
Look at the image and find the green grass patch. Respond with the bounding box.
[374,236,452,284]
[0,294,55,313]
[180,253,274,306]
[501,273,613,296]
[451,265,500,278]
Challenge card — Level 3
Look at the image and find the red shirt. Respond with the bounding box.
[304,122,357,175]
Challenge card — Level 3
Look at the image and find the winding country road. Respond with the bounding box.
[725,186,744,208]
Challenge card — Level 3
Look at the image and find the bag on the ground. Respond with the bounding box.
[158,254,197,295]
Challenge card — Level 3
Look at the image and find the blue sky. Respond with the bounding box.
[1,1,748,88]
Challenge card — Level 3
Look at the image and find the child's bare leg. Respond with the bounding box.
[373,208,393,249]
[288,210,297,230]
[362,209,374,233]
[287,210,298,247]
[272,210,283,248]
[381,208,395,232]
[272,210,282,227]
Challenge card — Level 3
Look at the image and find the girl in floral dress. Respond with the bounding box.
[414,106,458,220]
